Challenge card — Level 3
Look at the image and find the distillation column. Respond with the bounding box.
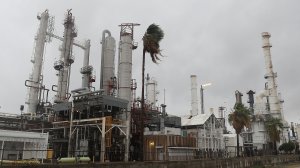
[146,74,158,109]
[80,40,93,90]
[118,34,133,110]
[100,30,116,95]
[190,75,198,116]
[54,10,77,103]
[261,32,282,119]
[118,23,139,162]
[26,10,49,115]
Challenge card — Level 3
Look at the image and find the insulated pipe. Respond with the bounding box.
[254,90,267,115]
[255,90,267,102]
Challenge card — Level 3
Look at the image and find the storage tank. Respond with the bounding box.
[100,30,116,95]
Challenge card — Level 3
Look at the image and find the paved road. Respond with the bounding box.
[286,163,300,168]
[276,162,300,168]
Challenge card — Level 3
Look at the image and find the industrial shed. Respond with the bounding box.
[0,129,48,160]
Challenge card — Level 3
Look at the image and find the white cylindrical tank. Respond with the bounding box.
[190,75,198,116]
[27,10,49,115]
[101,32,116,95]
[261,32,281,119]
[80,40,92,89]
[146,74,158,109]
[118,34,132,110]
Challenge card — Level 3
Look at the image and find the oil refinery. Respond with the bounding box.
[0,9,295,166]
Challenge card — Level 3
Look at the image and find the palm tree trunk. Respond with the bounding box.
[141,49,146,161]
[274,140,277,155]
[237,133,240,157]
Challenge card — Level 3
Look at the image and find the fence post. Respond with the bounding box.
[0,148,4,166]
[0,141,5,166]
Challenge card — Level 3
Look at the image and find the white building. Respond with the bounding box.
[181,113,225,154]
[0,129,48,160]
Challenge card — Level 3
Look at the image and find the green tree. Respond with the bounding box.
[279,141,295,154]
[228,103,251,157]
[141,24,164,160]
[265,116,283,155]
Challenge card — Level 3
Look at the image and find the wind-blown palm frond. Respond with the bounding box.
[228,103,251,157]
[143,24,164,63]
[228,103,251,134]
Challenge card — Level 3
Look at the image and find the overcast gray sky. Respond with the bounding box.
[0,0,299,126]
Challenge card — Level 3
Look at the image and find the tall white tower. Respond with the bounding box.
[146,74,158,109]
[261,32,282,119]
[26,10,49,115]
[117,23,139,162]
[54,10,77,103]
[190,75,198,116]
[80,40,92,90]
[118,23,139,110]
[100,30,116,95]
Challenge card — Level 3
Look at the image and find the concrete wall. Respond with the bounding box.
[2,155,300,168]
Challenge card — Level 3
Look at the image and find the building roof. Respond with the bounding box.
[0,129,48,143]
[181,113,212,126]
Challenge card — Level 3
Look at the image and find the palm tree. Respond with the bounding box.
[265,116,283,155]
[141,24,164,160]
[228,103,251,157]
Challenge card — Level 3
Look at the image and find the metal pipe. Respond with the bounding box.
[72,90,104,98]
[200,86,204,114]
[190,75,198,116]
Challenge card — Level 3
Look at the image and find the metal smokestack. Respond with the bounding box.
[247,90,255,114]
[235,90,243,104]
[190,75,198,116]
[261,32,282,119]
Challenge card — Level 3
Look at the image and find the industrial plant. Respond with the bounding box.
[0,9,294,165]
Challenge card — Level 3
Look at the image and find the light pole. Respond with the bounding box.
[200,83,212,114]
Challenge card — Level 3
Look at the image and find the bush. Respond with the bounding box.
[279,141,295,154]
